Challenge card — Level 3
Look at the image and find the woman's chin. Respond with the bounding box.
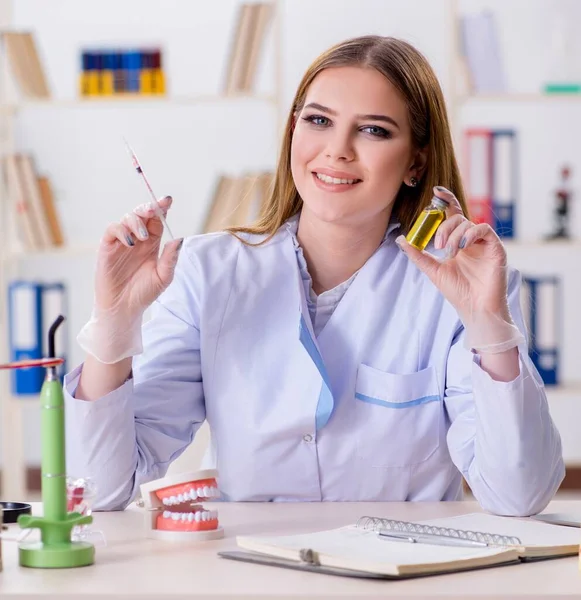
[301,203,357,225]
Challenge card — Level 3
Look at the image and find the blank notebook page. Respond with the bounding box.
[418,513,581,548]
[239,525,510,568]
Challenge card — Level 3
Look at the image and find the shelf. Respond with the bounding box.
[0,93,277,111]
[458,93,581,104]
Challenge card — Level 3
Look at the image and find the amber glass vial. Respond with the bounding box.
[405,196,450,250]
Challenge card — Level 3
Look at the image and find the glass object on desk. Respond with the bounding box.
[66,476,106,546]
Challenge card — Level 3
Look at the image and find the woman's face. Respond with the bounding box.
[291,66,419,228]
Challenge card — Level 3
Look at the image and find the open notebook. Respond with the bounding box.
[219,512,581,579]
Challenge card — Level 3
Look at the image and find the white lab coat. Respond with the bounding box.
[64,218,564,515]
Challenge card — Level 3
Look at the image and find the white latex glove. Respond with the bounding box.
[77,196,183,364]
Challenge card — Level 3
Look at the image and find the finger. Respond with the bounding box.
[134,195,172,219]
[157,238,184,287]
[102,221,136,248]
[444,219,474,259]
[460,222,500,249]
[433,186,464,219]
[433,214,466,250]
[395,235,440,282]
[122,212,150,242]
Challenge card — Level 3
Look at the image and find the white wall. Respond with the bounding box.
[2,0,581,469]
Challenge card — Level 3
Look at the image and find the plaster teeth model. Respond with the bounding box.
[139,469,224,541]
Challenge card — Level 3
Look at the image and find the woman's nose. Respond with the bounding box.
[325,130,355,162]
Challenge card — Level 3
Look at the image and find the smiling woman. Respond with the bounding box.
[294,67,409,227]
[230,35,467,243]
[67,35,564,519]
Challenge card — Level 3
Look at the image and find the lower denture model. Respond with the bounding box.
[139,469,224,541]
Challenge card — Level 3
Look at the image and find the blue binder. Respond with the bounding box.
[7,281,44,395]
[491,129,517,239]
[123,49,141,92]
[521,276,560,385]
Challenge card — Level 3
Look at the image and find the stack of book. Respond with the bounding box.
[79,48,165,97]
[3,154,64,252]
[224,3,273,95]
[2,31,50,99]
[204,172,273,233]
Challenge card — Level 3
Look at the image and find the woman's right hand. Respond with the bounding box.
[76,196,183,365]
[95,195,183,319]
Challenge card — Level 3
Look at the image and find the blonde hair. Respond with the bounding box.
[228,35,468,244]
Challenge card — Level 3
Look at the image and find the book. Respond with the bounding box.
[2,31,50,98]
[18,154,53,249]
[224,4,259,94]
[3,154,38,251]
[459,11,506,94]
[219,512,581,579]
[37,176,64,247]
[203,172,273,233]
[241,3,273,91]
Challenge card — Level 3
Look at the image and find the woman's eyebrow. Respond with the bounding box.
[303,102,399,129]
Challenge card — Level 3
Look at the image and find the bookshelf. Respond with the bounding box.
[449,0,581,483]
[0,0,283,498]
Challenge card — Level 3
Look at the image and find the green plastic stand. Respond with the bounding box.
[17,316,95,568]
[18,512,95,568]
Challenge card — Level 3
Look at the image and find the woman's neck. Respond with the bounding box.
[296,209,391,295]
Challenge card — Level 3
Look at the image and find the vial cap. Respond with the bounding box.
[432,196,449,210]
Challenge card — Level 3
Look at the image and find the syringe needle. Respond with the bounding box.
[123,137,175,240]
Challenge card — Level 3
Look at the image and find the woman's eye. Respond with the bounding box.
[362,125,390,138]
[303,115,329,127]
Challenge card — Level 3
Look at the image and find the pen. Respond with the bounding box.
[123,137,175,240]
[378,530,489,548]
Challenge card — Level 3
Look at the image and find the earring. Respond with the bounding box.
[409,176,418,187]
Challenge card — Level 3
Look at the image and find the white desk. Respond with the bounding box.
[1,500,581,599]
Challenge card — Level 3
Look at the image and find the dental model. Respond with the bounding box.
[139,469,224,541]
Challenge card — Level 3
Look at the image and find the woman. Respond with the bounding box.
[66,36,564,515]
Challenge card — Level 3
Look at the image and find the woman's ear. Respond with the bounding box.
[407,146,429,182]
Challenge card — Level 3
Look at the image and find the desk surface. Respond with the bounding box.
[1,500,581,599]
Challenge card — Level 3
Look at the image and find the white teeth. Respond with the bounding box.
[189,489,197,500]
[316,173,357,185]
[197,487,204,497]
[178,494,184,502]
[170,495,177,505]
[162,497,170,505]
[160,510,217,524]
[203,486,210,497]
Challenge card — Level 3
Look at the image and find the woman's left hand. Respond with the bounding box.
[395,186,509,320]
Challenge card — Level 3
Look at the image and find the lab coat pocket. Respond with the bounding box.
[354,363,441,468]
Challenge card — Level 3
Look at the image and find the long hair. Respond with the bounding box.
[228,35,468,244]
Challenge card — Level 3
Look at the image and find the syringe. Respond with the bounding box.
[123,137,175,240]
